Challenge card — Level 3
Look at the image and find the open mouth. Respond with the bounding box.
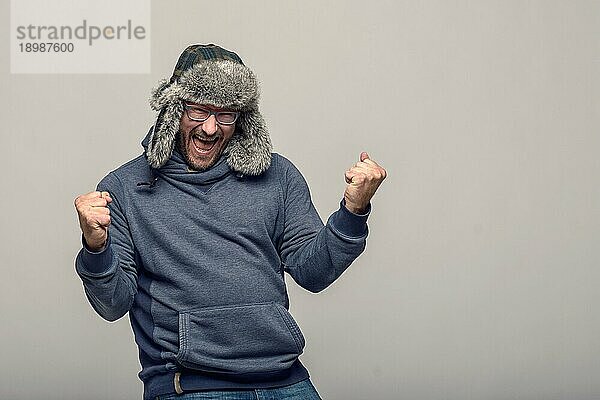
[191,135,219,155]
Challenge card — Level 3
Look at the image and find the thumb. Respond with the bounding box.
[360,152,370,162]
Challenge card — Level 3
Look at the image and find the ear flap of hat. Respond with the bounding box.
[225,109,272,176]
[149,79,172,111]
[145,101,182,169]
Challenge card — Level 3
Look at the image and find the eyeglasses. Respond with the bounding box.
[183,102,240,125]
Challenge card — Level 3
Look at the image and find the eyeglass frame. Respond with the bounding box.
[182,102,240,126]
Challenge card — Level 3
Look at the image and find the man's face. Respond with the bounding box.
[176,102,237,171]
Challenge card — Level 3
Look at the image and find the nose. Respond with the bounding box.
[202,115,218,136]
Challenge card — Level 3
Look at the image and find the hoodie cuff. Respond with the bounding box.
[79,234,114,274]
[329,199,370,238]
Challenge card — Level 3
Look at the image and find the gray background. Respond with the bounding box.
[1,1,599,399]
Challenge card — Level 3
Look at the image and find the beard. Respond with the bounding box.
[175,127,230,172]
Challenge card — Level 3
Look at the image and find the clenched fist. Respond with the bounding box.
[74,191,113,252]
[344,152,387,214]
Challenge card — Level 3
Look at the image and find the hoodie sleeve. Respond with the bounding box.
[277,156,369,293]
[74,172,138,322]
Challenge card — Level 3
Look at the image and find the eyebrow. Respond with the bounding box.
[184,102,233,112]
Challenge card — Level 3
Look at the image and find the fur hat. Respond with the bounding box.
[146,44,272,175]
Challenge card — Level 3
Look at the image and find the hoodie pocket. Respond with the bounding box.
[176,302,305,375]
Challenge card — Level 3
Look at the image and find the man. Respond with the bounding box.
[74,44,386,400]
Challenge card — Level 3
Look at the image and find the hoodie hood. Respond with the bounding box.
[145,44,272,176]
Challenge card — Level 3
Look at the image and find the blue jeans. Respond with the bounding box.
[155,378,322,400]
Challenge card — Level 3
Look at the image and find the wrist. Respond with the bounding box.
[83,235,107,253]
[344,202,366,215]
[343,199,369,215]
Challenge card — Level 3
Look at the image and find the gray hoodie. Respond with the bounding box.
[75,130,370,400]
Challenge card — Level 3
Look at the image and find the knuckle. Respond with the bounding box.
[75,195,87,207]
